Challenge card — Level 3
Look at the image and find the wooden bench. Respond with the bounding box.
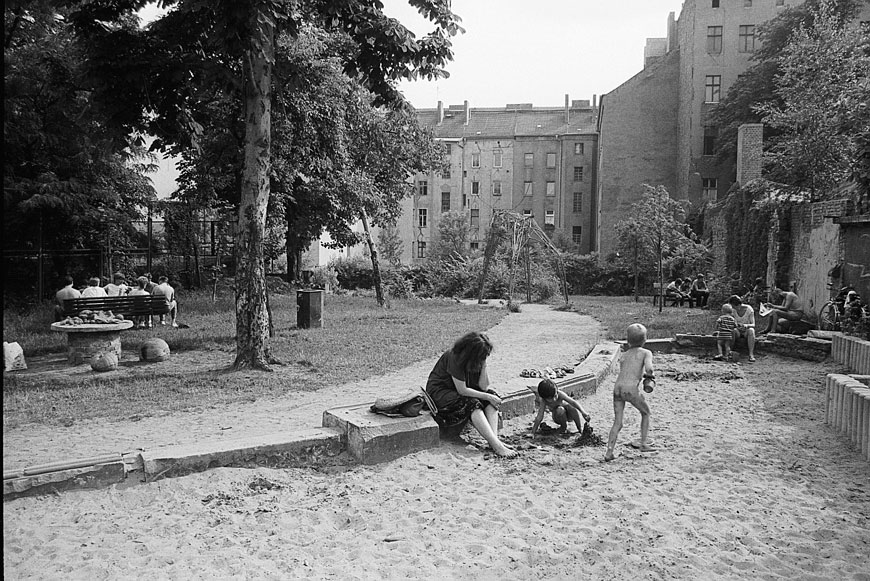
[652,283,691,307]
[62,295,169,319]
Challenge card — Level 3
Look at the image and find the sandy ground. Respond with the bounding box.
[5,306,870,580]
[3,303,600,470]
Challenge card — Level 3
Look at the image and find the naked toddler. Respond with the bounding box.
[605,323,655,461]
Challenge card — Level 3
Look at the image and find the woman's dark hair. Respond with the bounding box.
[728,295,743,307]
[451,332,493,379]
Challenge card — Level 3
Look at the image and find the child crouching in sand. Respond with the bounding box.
[605,323,655,461]
[530,378,591,437]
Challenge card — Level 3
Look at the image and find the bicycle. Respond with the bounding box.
[818,285,867,331]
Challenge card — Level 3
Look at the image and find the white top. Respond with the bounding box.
[732,304,755,328]
[81,286,108,298]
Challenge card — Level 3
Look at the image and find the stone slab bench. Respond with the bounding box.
[825,374,870,462]
[674,333,830,361]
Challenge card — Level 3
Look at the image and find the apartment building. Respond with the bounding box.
[403,99,598,264]
[596,0,869,260]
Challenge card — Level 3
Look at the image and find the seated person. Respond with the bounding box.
[54,276,81,321]
[151,276,178,327]
[728,295,757,362]
[690,274,710,308]
[104,272,130,297]
[128,276,151,329]
[763,285,805,334]
[81,277,108,298]
[665,278,691,306]
[680,278,696,307]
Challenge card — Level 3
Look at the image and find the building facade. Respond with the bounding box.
[404,99,598,264]
[597,0,870,259]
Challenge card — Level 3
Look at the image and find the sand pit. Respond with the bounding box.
[5,351,869,579]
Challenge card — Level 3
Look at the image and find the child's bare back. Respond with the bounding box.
[614,346,652,400]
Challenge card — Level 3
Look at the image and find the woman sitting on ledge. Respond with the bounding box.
[728,295,757,362]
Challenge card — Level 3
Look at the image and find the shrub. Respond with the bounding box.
[331,256,374,290]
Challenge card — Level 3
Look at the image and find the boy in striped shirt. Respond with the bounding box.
[714,304,737,361]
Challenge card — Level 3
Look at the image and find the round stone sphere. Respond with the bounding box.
[91,351,119,372]
[140,338,171,362]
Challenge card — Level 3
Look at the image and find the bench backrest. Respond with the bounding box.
[63,295,169,317]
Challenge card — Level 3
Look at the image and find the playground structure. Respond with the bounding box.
[476,210,569,307]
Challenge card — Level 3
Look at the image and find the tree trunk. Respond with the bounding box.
[233,4,276,371]
[360,210,385,307]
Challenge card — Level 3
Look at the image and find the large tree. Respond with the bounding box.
[67,0,462,370]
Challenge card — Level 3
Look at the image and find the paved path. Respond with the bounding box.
[3,304,602,469]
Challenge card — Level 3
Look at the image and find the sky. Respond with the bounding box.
[381,0,688,109]
[138,0,688,195]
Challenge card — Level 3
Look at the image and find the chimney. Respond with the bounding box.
[565,94,570,124]
[736,123,764,185]
[464,100,470,126]
[437,100,444,125]
[593,94,597,108]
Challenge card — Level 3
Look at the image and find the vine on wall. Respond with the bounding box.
[717,181,773,289]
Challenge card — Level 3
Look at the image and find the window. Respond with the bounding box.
[523,209,532,218]
[493,151,502,168]
[471,180,480,196]
[442,165,451,179]
[707,26,722,54]
[703,126,718,156]
[574,143,584,155]
[546,153,556,168]
[572,226,582,245]
[546,181,555,197]
[417,208,428,228]
[471,152,480,168]
[462,193,467,207]
[705,75,721,103]
[738,25,755,53]
[445,144,452,155]
[744,0,752,7]
[545,210,555,225]
[417,180,428,196]
[573,166,584,182]
[573,192,582,213]
[712,0,719,7]
[416,241,426,259]
[441,192,450,212]
[524,153,534,167]
[470,209,480,228]
[470,241,479,251]
[493,181,502,196]
[776,0,785,5]
[524,181,533,197]
[702,178,718,202]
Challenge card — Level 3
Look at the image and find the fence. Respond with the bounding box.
[824,334,870,462]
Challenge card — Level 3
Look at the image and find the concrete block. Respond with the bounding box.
[4,461,126,501]
[323,404,439,465]
[808,330,840,341]
[578,342,621,386]
[138,428,344,480]
[763,333,831,362]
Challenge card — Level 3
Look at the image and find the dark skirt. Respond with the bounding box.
[432,390,498,431]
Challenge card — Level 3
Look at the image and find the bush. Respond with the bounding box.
[331,256,375,290]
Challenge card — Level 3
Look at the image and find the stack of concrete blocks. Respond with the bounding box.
[825,334,870,462]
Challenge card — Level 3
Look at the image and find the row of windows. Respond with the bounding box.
[443,144,586,169]
[415,226,584,258]
[706,24,756,54]
[711,1,784,8]
[419,167,584,196]
[416,205,582,229]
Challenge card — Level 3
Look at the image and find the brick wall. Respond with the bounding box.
[736,124,763,185]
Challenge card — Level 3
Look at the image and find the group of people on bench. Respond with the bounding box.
[54,272,178,328]
[665,274,710,308]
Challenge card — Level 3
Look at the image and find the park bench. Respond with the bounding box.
[652,283,692,307]
[62,295,169,319]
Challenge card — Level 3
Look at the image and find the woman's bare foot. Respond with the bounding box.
[492,442,518,458]
[604,450,616,462]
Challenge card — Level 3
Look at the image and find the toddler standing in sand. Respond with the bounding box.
[605,323,654,461]
[713,304,738,361]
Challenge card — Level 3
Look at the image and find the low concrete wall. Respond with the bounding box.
[825,374,870,462]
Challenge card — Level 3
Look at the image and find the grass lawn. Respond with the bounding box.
[3,292,505,428]
[2,291,716,429]
[569,294,719,341]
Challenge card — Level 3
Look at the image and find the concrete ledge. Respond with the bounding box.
[323,404,439,465]
[138,427,345,480]
[674,333,829,361]
[3,461,126,500]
